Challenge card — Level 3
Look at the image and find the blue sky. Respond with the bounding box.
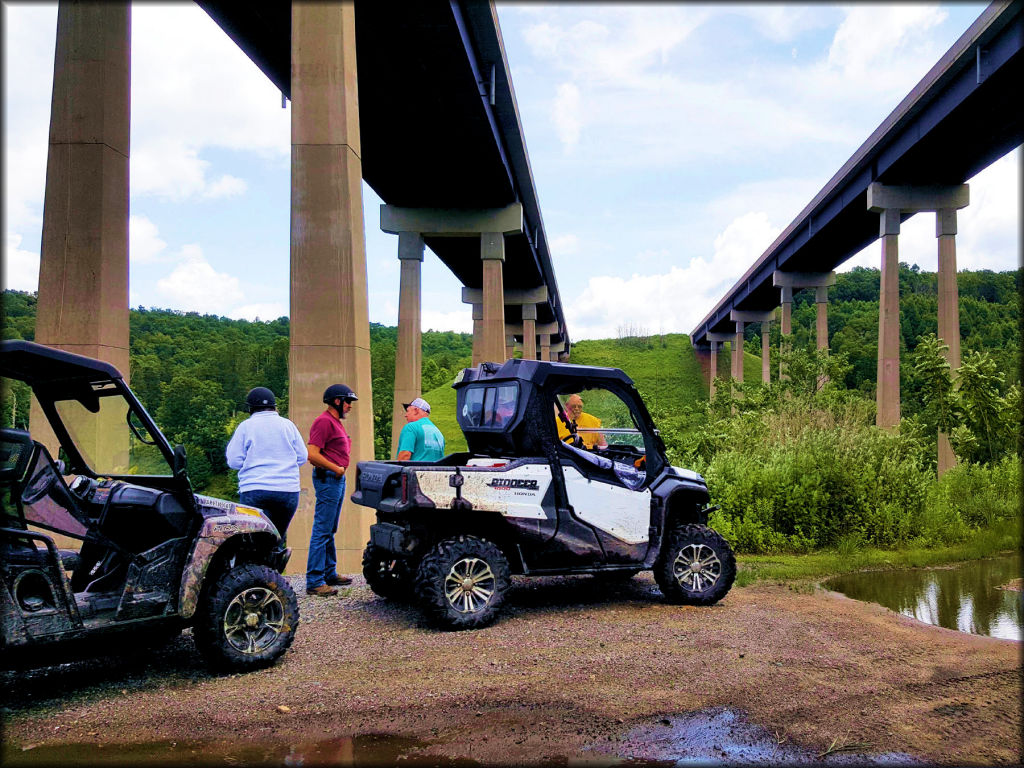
[3,3,1019,340]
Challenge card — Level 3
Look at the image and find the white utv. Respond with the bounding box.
[352,359,735,630]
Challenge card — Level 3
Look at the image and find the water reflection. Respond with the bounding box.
[825,554,1022,640]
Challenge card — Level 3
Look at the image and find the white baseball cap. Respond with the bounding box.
[403,397,431,413]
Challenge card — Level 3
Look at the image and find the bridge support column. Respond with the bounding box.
[772,271,836,388]
[391,232,424,456]
[470,304,483,366]
[730,310,775,384]
[32,3,131,469]
[732,322,745,387]
[481,234,507,363]
[706,332,734,399]
[539,333,551,362]
[779,287,793,381]
[464,285,548,364]
[937,208,962,475]
[709,342,719,398]
[867,182,968,435]
[290,2,375,574]
[521,304,538,360]
[382,203,523,368]
[504,330,515,361]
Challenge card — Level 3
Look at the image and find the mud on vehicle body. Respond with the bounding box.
[353,358,735,630]
[0,340,298,671]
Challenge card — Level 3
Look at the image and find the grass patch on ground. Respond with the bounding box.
[734,517,1021,587]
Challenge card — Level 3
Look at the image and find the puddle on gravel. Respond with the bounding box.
[593,707,920,765]
[825,553,1022,640]
[3,733,476,767]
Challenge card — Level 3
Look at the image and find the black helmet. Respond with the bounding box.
[323,383,358,404]
[246,387,276,412]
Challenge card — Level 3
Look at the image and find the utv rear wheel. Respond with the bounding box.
[655,524,735,606]
[195,563,299,671]
[415,535,510,630]
[362,543,414,601]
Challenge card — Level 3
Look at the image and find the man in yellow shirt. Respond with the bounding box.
[556,394,607,449]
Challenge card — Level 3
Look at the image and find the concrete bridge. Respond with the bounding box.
[30,1,568,572]
[690,0,1023,473]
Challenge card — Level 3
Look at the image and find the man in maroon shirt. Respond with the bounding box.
[305,383,358,596]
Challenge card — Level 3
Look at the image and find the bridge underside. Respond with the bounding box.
[199,0,564,337]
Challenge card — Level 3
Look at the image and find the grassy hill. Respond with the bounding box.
[422,333,759,454]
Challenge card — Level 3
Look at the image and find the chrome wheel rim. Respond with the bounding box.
[672,543,722,593]
[223,587,286,655]
[444,557,495,614]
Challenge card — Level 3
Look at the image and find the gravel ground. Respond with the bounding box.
[1,571,1021,766]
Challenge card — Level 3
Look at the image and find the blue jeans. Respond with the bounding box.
[307,473,345,589]
[240,489,299,549]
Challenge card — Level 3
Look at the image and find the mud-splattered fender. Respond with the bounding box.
[178,514,278,620]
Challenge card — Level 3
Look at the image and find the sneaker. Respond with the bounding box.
[306,584,338,597]
[326,574,352,586]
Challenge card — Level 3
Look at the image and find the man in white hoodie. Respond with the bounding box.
[226,387,308,549]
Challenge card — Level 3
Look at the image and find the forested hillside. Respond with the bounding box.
[2,265,1019,509]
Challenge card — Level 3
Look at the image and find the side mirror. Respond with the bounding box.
[173,444,188,477]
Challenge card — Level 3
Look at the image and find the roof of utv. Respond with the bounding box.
[455,358,635,388]
[0,340,124,388]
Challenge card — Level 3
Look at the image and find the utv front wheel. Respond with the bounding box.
[415,535,510,630]
[362,544,415,601]
[195,563,299,671]
[655,524,736,606]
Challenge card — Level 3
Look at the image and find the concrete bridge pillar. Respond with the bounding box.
[705,332,734,399]
[382,202,523,369]
[937,207,963,475]
[732,322,745,385]
[391,232,424,455]
[772,271,836,386]
[463,284,547,363]
[730,310,775,384]
[868,182,968,442]
[32,3,131,533]
[521,304,538,360]
[470,304,484,366]
[481,233,507,364]
[779,287,793,381]
[290,2,375,574]
[539,333,551,362]
[504,330,515,361]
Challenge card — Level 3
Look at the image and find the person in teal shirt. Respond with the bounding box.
[396,397,446,462]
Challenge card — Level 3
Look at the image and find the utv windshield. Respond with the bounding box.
[53,383,172,477]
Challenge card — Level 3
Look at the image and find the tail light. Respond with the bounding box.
[400,473,408,504]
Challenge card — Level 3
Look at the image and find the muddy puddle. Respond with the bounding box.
[594,707,919,765]
[825,553,1022,640]
[3,710,921,767]
[3,733,475,767]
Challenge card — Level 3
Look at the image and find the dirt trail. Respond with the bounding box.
[2,574,1020,765]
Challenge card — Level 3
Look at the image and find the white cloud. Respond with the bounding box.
[828,5,946,82]
[2,234,40,292]
[129,4,289,200]
[155,245,244,314]
[552,83,582,150]
[129,215,168,264]
[550,233,580,256]
[567,211,779,339]
[203,175,247,199]
[423,308,472,334]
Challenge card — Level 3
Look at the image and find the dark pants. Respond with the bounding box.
[240,489,299,548]
[307,472,345,589]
